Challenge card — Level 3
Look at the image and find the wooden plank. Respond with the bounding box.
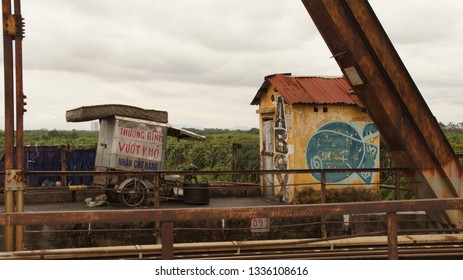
[66,104,168,123]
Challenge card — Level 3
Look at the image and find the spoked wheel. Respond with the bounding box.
[118,179,147,207]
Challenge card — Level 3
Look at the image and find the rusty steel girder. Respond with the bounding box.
[2,0,26,252]
[1,198,463,227]
[301,0,463,227]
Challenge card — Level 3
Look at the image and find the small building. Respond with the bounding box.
[251,73,380,203]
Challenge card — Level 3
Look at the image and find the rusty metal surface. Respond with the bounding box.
[2,0,18,252]
[301,0,463,227]
[0,198,462,259]
[0,233,462,260]
[1,233,462,260]
[14,0,25,251]
[161,221,174,259]
[3,169,25,191]
[251,74,363,107]
[19,167,405,177]
[387,213,398,260]
[1,198,463,226]
[2,14,16,35]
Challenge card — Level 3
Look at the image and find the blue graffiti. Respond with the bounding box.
[306,122,379,184]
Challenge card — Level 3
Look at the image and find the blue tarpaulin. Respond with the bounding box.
[0,146,96,187]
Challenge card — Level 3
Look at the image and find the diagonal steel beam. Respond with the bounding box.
[301,0,463,227]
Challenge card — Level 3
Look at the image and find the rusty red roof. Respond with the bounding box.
[251,73,363,108]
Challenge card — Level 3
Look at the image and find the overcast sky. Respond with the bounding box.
[1,0,462,130]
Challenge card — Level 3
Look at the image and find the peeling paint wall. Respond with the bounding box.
[256,86,380,203]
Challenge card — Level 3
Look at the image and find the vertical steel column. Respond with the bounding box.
[320,171,327,238]
[387,212,398,260]
[60,146,67,185]
[154,174,160,209]
[153,174,161,244]
[395,170,401,200]
[161,221,174,260]
[13,0,24,251]
[2,0,25,251]
[2,0,15,252]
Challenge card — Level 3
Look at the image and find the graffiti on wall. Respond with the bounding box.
[305,121,379,184]
[274,96,290,201]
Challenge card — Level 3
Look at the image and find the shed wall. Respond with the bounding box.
[256,88,380,203]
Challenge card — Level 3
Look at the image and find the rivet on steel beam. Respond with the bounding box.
[3,14,17,36]
[330,50,350,59]
[16,16,26,38]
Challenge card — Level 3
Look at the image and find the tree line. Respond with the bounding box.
[1,124,462,180]
[0,128,260,182]
[439,122,463,154]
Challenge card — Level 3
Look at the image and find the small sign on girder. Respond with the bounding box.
[251,217,270,233]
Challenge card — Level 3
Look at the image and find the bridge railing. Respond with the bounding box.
[1,198,463,259]
[1,168,461,259]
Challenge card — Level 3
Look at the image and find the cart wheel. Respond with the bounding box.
[119,180,147,207]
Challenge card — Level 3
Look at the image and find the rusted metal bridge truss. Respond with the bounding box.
[301,0,463,226]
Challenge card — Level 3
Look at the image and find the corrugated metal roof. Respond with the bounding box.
[251,73,363,108]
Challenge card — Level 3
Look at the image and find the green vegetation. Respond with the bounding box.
[0,129,99,148]
[1,122,462,185]
[439,122,463,155]
[165,128,259,182]
[0,129,99,156]
[0,128,260,182]
[378,122,463,200]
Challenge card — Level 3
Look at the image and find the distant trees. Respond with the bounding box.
[21,129,98,147]
[2,123,463,182]
[0,128,260,182]
[165,128,260,182]
[438,122,463,155]
[439,122,463,133]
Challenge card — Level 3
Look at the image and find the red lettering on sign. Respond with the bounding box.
[142,145,160,158]
[118,142,125,152]
[119,127,146,140]
[118,141,141,155]
[147,131,163,142]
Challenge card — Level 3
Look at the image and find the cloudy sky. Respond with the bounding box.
[1,0,462,130]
